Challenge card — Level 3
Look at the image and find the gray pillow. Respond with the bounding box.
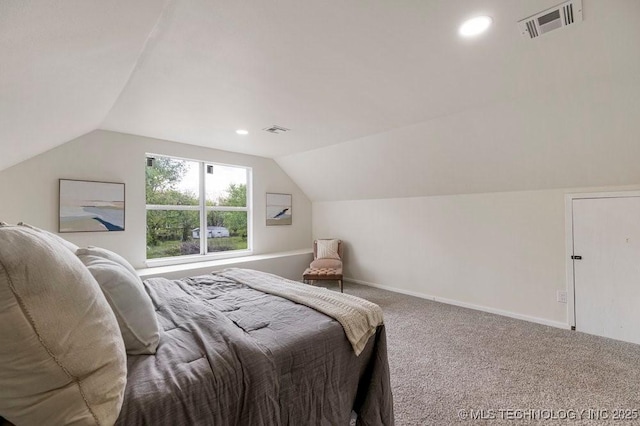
[0,226,127,425]
[77,247,160,355]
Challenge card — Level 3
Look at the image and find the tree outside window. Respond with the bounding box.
[145,155,250,260]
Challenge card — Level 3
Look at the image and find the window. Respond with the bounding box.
[145,155,251,262]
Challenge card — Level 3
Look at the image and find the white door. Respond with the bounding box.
[573,196,640,344]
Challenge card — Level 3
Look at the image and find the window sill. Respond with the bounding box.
[145,249,254,268]
[137,248,313,279]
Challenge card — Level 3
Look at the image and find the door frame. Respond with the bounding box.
[565,191,640,328]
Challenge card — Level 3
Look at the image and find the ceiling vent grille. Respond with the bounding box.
[263,125,290,134]
[518,0,582,39]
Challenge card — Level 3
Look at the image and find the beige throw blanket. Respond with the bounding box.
[212,268,383,356]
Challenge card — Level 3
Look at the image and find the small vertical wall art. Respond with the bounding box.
[266,193,292,226]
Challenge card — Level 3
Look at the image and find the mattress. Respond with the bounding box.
[115,272,394,425]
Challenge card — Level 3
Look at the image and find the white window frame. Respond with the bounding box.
[145,154,253,267]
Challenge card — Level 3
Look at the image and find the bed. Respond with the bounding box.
[116,269,394,425]
[0,224,393,425]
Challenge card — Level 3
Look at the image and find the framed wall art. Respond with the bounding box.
[266,192,292,226]
[59,179,125,233]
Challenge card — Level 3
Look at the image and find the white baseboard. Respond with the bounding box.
[344,277,570,330]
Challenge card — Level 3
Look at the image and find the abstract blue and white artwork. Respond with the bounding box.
[266,193,292,226]
[59,179,125,232]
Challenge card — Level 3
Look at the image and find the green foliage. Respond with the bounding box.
[146,210,199,246]
[146,237,248,259]
[217,183,246,207]
[146,158,199,246]
[213,183,248,237]
[146,158,249,255]
[148,190,198,206]
[146,157,188,200]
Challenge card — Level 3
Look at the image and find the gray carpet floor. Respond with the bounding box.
[323,281,640,425]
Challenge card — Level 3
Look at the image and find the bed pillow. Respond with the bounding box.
[17,222,79,253]
[316,239,341,260]
[77,249,160,355]
[76,246,138,277]
[0,226,127,425]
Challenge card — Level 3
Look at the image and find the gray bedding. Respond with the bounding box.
[115,273,394,425]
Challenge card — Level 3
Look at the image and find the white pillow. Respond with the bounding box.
[77,247,160,355]
[17,222,79,253]
[77,246,138,277]
[316,239,341,260]
[0,226,127,425]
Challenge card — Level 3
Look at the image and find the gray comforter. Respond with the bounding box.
[116,273,394,425]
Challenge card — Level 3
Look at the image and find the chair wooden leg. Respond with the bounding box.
[339,279,343,293]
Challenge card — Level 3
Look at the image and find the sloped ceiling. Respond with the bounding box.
[2,1,640,201]
[277,74,640,201]
[0,0,167,171]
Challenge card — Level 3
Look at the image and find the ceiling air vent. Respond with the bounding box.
[263,125,290,134]
[518,0,582,39]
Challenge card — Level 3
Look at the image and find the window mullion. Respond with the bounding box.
[199,162,207,256]
[246,168,253,252]
[205,206,248,212]
[146,205,200,211]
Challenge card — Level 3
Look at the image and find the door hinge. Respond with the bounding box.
[571,255,582,260]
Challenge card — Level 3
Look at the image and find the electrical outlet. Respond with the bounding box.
[557,290,567,303]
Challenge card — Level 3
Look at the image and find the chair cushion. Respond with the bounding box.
[77,248,160,355]
[17,222,79,253]
[316,239,340,259]
[303,267,343,278]
[0,225,127,425]
[310,258,343,269]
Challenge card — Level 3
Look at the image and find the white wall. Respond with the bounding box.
[274,66,640,328]
[0,130,312,269]
[313,186,639,327]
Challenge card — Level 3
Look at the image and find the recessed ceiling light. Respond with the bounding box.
[236,129,249,135]
[459,16,492,37]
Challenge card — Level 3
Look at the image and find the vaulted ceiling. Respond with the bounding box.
[0,0,166,171]
[2,0,640,200]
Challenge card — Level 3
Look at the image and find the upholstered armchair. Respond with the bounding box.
[303,239,344,292]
